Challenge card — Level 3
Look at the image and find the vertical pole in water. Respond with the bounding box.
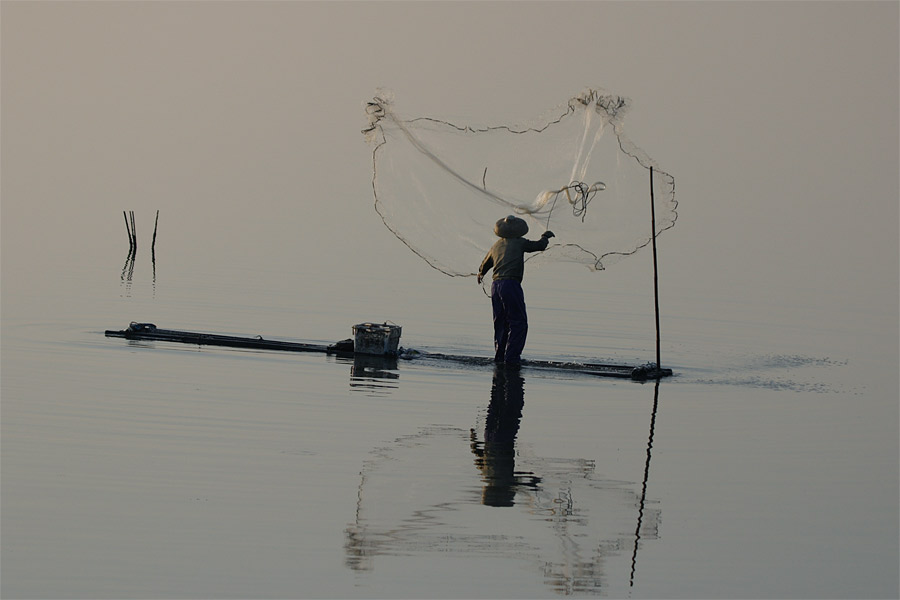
[130,211,137,254]
[123,211,133,251]
[152,210,159,285]
[152,210,159,257]
[650,167,661,371]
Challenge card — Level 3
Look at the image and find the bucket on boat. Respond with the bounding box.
[352,322,402,356]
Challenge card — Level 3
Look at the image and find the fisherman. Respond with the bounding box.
[477,216,554,366]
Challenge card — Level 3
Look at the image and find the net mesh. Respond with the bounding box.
[363,88,676,277]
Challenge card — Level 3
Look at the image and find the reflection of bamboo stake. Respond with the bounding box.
[121,252,132,281]
[630,378,660,587]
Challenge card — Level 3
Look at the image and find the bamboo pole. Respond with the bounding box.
[128,211,137,254]
[152,210,159,284]
[152,210,159,253]
[650,167,661,371]
[123,211,133,251]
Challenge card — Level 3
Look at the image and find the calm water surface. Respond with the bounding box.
[2,214,897,599]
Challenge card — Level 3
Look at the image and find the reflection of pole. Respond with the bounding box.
[650,167,661,370]
[630,378,660,588]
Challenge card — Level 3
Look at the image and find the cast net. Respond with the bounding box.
[362,88,676,277]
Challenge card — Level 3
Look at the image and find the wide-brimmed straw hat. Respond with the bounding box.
[494,215,528,238]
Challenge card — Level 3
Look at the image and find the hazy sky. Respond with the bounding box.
[2,1,898,321]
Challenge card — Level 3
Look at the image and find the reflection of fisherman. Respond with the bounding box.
[477,215,554,366]
[471,366,539,507]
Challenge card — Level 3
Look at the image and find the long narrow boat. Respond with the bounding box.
[105,322,339,354]
[105,322,671,380]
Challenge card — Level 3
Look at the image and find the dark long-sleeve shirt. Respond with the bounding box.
[478,236,549,282]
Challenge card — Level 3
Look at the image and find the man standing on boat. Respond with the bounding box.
[477,215,554,367]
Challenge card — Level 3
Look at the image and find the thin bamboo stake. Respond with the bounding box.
[650,167,661,371]
[151,210,158,285]
[130,211,137,253]
[123,211,133,251]
[152,210,159,253]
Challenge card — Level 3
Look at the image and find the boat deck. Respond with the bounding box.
[105,323,672,380]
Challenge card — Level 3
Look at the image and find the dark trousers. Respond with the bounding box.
[491,279,528,364]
